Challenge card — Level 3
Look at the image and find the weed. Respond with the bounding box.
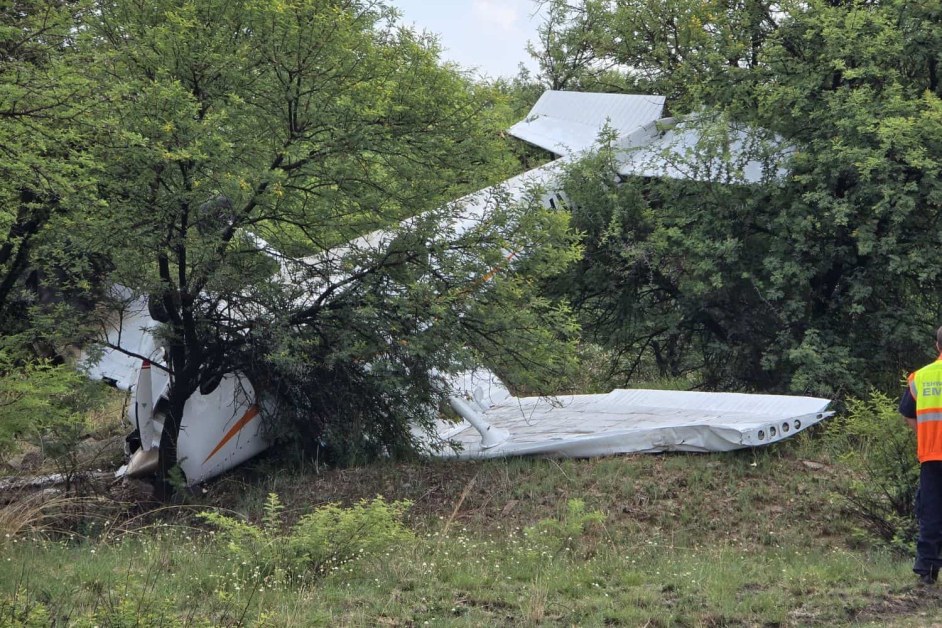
[0,596,51,627]
[525,498,605,557]
[199,493,413,585]
[0,494,108,545]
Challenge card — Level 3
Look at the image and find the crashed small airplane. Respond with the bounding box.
[84,91,832,485]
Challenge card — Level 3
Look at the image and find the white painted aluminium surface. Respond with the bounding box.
[615,118,790,184]
[286,156,570,309]
[508,91,666,156]
[177,374,266,484]
[80,293,162,391]
[436,389,831,459]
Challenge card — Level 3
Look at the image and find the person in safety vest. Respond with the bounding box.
[899,325,942,585]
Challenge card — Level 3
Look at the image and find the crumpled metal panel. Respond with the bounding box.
[508,91,666,156]
[435,386,832,459]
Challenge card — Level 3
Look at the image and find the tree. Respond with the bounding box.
[552,122,791,390]
[0,0,102,341]
[546,0,942,397]
[747,0,942,393]
[0,3,113,475]
[85,0,579,488]
[529,0,627,92]
[530,0,785,108]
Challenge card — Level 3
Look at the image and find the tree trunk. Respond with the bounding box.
[154,389,186,501]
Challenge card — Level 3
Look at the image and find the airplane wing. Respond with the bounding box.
[434,376,831,459]
[615,117,791,184]
[508,91,666,157]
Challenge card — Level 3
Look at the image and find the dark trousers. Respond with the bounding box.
[915,461,942,577]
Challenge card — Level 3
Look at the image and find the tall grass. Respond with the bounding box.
[0,493,113,544]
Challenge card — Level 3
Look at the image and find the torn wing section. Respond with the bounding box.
[428,380,832,459]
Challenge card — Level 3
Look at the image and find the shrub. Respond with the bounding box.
[0,353,89,457]
[0,586,198,627]
[199,493,413,584]
[0,348,108,491]
[0,597,52,628]
[824,391,918,548]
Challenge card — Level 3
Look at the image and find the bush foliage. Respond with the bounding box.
[0,346,108,482]
[824,391,918,548]
[198,493,413,584]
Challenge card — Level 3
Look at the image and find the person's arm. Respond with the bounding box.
[900,380,917,431]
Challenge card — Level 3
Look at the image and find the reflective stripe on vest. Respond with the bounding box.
[913,358,942,462]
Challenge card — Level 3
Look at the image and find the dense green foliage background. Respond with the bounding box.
[541,0,942,396]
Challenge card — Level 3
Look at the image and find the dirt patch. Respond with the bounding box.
[851,587,942,624]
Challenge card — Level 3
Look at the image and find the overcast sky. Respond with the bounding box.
[391,0,544,79]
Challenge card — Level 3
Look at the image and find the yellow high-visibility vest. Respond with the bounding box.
[910,357,942,462]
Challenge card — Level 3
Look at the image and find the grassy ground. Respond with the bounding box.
[1,431,939,626]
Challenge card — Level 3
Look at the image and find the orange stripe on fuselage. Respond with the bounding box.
[203,406,260,465]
